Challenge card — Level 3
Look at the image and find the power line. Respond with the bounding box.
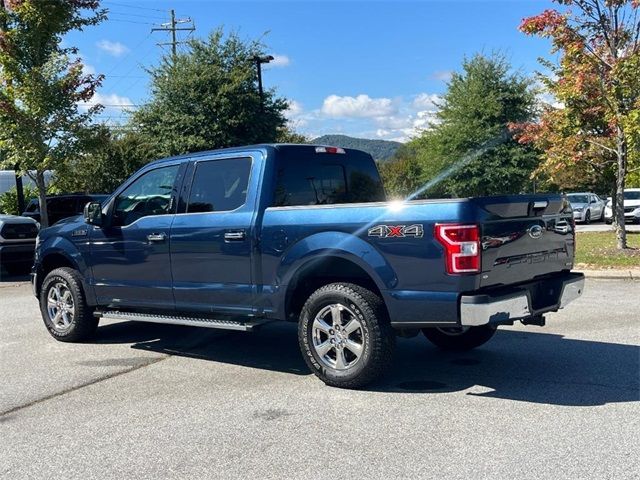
[109,19,156,25]
[107,11,167,21]
[103,32,153,77]
[102,1,165,13]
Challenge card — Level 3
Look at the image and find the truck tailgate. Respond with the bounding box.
[474,195,575,288]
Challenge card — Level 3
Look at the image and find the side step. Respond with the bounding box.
[98,310,271,332]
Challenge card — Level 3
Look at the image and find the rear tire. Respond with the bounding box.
[298,283,395,389]
[422,325,497,351]
[40,267,98,342]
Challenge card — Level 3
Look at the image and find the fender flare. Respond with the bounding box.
[277,231,397,291]
[37,237,94,303]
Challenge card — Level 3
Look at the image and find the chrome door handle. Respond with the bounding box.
[147,232,167,242]
[224,230,246,242]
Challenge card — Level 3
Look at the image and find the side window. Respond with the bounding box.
[112,165,179,227]
[187,158,251,213]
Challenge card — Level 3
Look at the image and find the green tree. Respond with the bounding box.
[53,125,152,194]
[131,29,289,158]
[409,54,540,198]
[0,184,36,215]
[378,144,423,198]
[0,0,106,226]
[519,0,640,249]
[276,126,309,144]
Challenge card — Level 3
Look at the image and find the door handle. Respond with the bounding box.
[147,232,167,242]
[224,230,246,242]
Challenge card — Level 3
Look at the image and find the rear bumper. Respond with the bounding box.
[387,271,585,329]
[460,272,584,327]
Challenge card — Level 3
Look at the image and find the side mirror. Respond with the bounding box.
[83,202,103,226]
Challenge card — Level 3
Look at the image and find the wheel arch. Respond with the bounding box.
[36,240,92,303]
[284,255,389,322]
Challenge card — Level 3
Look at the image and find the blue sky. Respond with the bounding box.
[67,0,558,141]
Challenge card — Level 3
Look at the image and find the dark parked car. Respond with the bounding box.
[22,194,108,225]
[0,214,39,275]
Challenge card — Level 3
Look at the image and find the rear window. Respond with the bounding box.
[272,148,385,207]
[568,194,589,204]
[624,191,640,200]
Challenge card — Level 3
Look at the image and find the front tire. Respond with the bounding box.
[584,209,591,224]
[298,283,395,389]
[422,325,497,351]
[40,267,98,342]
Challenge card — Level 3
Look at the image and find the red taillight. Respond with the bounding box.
[434,224,481,274]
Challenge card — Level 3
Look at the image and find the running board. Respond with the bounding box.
[98,311,271,332]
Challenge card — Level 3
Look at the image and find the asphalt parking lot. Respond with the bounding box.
[574,222,640,232]
[1,277,638,479]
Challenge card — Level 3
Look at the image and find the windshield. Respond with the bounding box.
[624,191,640,200]
[25,199,38,212]
[568,194,589,204]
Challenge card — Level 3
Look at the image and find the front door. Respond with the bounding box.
[170,156,256,315]
[89,163,181,310]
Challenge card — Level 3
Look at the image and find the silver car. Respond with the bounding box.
[567,192,605,223]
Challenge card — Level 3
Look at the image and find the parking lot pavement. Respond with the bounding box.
[1,279,639,479]
[575,222,640,232]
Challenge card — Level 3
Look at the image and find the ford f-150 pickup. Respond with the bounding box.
[32,144,585,388]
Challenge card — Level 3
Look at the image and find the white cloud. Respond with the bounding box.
[321,94,397,118]
[91,92,133,108]
[285,100,309,127]
[82,63,96,76]
[285,100,303,118]
[268,54,291,68]
[431,70,453,82]
[412,93,441,111]
[79,91,133,115]
[96,40,129,57]
[293,91,443,143]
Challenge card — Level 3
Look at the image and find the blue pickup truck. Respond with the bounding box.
[32,144,584,388]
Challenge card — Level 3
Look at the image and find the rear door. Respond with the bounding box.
[475,195,575,288]
[170,154,257,315]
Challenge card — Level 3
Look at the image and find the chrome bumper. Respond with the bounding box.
[460,274,585,327]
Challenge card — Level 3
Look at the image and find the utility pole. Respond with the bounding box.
[151,9,195,61]
[252,55,274,110]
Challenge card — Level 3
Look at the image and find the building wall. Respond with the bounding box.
[0,171,53,195]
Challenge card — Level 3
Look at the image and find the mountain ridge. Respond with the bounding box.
[311,134,402,161]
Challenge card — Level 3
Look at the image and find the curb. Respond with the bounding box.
[579,269,640,280]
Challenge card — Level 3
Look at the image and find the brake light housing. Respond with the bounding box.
[434,224,481,274]
[315,146,346,154]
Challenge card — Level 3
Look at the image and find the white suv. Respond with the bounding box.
[604,188,640,224]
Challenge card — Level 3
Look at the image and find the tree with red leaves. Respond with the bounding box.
[518,0,640,249]
[0,0,106,226]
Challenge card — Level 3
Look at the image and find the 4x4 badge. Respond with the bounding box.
[368,224,424,238]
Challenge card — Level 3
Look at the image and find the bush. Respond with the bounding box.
[0,185,38,216]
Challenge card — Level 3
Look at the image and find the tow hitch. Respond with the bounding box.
[521,315,546,327]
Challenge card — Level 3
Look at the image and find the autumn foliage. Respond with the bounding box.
[516,0,640,248]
